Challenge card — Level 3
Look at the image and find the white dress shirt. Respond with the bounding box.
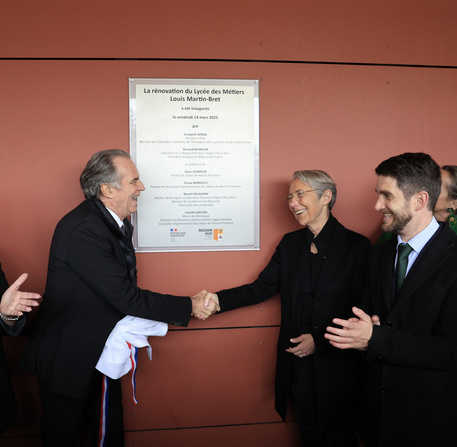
[396,217,440,277]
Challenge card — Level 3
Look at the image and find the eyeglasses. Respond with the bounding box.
[285,189,317,203]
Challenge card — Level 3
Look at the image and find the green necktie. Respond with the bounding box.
[396,243,413,292]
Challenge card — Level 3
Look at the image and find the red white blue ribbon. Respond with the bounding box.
[98,343,139,445]
[127,342,139,405]
[98,374,109,447]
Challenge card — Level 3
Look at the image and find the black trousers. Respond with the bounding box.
[289,355,358,447]
[38,371,125,447]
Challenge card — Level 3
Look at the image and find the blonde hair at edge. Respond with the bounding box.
[292,170,337,210]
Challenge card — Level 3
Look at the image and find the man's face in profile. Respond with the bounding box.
[375,175,413,235]
[109,157,145,220]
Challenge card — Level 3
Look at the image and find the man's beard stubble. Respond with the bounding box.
[382,210,413,235]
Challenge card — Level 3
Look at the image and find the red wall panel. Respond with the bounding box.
[1,0,457,66]
[1,58,456,446]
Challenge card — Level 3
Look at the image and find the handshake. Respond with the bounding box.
[191,290,220,320]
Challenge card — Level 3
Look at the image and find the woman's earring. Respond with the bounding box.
[447,208,456,228]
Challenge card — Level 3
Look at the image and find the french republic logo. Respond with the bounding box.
[213,229,223,241]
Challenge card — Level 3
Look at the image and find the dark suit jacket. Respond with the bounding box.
[0,264,25,434]
[217,216,371,427]
[358,222,457,447]
[21,199,192,400]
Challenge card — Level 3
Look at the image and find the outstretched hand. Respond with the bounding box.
[191,290,220,320]
[0,273,41,325]
[202,291,220,311]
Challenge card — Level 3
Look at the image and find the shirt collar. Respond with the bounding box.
[105,207,124,228]
[397,216,439,255]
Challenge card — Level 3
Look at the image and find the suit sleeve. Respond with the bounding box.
[367,291,457,370]
[364,247,457,371]
[0,264,8,295]
[217,244,282,312]
[64,219,192,327]
[0,264,9,336]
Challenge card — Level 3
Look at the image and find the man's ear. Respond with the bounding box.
[414,191,429,211]
[100,183,113,199]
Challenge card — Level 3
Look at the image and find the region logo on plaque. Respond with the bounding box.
[213,229,223,241]
[169,228,186,241]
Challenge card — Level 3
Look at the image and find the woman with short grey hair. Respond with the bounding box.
[205,169,371,446]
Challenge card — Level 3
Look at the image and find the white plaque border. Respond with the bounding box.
[129,78,260,253]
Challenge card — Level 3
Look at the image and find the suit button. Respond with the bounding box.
[381,388,390,394]
[313,326,319,330]
[314,302,319,309]
[385,321,392,327]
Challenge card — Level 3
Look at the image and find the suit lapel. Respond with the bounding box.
[86,199,130,270]
[380,240,397,310]
[393,227,453,310]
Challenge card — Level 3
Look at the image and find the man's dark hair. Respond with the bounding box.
[375,152,441,211]
[80,149,131,199]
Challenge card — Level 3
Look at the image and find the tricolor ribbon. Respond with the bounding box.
[127,342,139,405]
[98,342,139,444]
[98,374,109,447]
[95,316,167,440]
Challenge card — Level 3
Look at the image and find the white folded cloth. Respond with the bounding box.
[96,315,168,379]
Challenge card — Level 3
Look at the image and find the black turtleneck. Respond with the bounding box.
[295,213,336,335]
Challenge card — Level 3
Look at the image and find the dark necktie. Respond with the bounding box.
[396,243,413,292]
[120,223,137,285]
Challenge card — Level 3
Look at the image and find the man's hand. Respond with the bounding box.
[324,307,374,351]
[191,290,220,320]
[0,273,41,326]
[286,333,315,358]
[372,314,381,325]
[202,291,220,312]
